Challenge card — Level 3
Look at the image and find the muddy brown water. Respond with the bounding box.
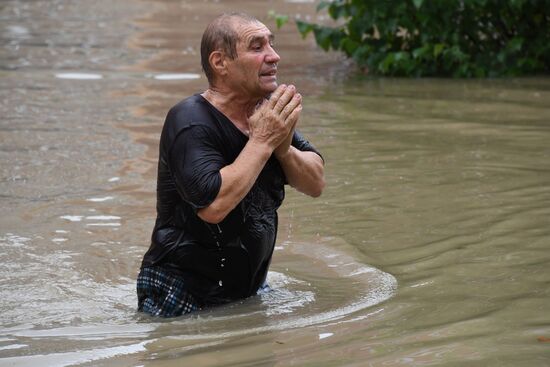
[1,1,550,366]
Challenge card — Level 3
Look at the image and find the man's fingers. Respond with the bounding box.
[280,93,302,121]
[273,85,296,114]
[268,84,287,109]
[285,104,302,130]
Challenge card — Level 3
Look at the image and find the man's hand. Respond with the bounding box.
[248,84,302,151]
[263,86,325,198]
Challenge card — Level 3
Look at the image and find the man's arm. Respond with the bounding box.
[197,85,302,224]
[197,141,271,224]
[275,145,325,197]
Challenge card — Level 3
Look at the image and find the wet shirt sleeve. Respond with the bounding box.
[292,130,324,162]
[168,125,224,209]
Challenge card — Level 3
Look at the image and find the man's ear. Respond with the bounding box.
[209,51,228,77]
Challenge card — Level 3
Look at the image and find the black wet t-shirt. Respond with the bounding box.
[141,94,321,304]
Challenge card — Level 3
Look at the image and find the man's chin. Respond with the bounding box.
[261,81,278,96]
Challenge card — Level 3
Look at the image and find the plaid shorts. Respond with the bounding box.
[137,266,201,317]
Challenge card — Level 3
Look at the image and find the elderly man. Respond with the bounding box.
[137,12,325,317]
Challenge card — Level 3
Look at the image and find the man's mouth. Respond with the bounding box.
[260,69,277,77]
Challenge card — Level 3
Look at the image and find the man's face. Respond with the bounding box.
[226,21,281,99]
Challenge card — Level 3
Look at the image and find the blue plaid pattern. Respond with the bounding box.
[137,266,200,317]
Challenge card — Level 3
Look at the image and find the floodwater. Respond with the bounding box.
[1,0,549,366]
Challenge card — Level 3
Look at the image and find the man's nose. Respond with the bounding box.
[266,45,281,63]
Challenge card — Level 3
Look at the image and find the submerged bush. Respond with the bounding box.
[293,0,550,77]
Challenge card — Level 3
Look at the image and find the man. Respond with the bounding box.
[137,12,325,317]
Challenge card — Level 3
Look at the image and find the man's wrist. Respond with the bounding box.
[247,139,274,160]
[274,145,294,161]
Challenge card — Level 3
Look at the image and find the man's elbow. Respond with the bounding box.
[308,177,326,198]
[197,205,228,224]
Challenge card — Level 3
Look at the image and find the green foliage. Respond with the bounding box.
[295,0,550,77]
[268,10,290,30]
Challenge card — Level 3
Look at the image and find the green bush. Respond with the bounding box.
[293,0,550,77]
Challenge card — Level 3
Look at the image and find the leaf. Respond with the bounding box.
[412,44,430,59]
[378,53,395,73]
[275,15,289,29]
[314,27,335,51]
[328,2,349,20]
[267,10,289,30]
[341,38,360,56]
[433,43,445,57]
[507,37,524,53]
[394,51,408,62]
[412,0,423,9]
[317,1,332,12]
[296,20,314,38]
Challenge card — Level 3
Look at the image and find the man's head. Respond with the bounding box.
[200,13,281,98]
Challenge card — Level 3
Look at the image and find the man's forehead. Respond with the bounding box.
[236,21,273,43]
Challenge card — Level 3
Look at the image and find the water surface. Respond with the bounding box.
[1,0,550,366]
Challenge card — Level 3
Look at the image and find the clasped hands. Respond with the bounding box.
[247,84,302,159]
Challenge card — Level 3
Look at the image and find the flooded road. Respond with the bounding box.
[1,0,550,366]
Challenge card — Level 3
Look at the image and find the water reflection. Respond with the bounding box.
[54,73,103,80]
[153,73,200,80]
